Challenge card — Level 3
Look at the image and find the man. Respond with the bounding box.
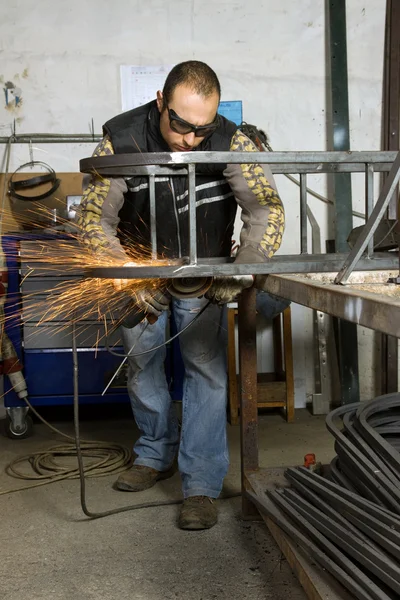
[78,61,285,530]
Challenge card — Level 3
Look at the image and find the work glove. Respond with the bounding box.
[205,275,254,305]
[119,289,170,328]
[132,289,171,317]
[113,262,170,318]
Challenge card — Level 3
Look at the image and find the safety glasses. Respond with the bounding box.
[167,107,219,137]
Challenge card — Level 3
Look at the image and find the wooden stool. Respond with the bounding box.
[227,306,295,425]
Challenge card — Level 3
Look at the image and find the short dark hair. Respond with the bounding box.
[162,61,221,107]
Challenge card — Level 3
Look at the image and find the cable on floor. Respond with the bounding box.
[0,393,132,496]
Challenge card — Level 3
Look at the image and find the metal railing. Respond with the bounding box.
[79,150,400,282]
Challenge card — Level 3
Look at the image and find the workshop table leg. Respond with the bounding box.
[238,286,259,518]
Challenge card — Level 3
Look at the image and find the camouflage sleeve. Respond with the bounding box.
[77,136,128,260]
[223,130,285,264]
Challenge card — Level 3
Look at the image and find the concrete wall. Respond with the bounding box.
[0,0,388,407]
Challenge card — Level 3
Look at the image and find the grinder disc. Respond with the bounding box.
[167,277,213,299]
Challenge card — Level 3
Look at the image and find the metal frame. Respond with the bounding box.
[335,150,400,283]
[78,148,400,456]
[81,150,400,280]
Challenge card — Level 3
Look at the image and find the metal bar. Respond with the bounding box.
[307,206,322,253]
[328,0,360,406]
[335,151,400,284]
[332,164,354,232]
[280,486,400,584]
[284,401,400,563]
[285,467,400,528]
[307,200,330,413]
[187,163,197,265]
[344,511,400,561]
[79,151,398,171]
[282,308,295,422]
[336,442,394,505]
[334,319,360,404]
[382,335,398,394]
[329,0,353,252]
[272,164,393,174]
[267,489,389,600]
[330,455,358,491]
[312,310,330,415]
[382,4,400,395]
[365,164,375,257]
[300,173,308,253]
[238,287,259,518]
[0,134,103,144]
[87,253,399,280]
[275,163,393,174]
[325,404,400,509]
[282,480,375,548]
[245,490,382,600]
[81,163,395,177]
[148,175,157,259]
[82,166,190,177]
[341,410,400,488]
[277,490,400,594]
[356,396,400,478]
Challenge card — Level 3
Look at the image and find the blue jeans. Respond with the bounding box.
[121,297,228,499]
[256,290,290,320]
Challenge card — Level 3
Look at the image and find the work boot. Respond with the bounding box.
[178,496,218,530]
[116,464,175,492]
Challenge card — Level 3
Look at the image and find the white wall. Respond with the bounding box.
[0,0,388,407]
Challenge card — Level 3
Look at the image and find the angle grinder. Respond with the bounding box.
[120,277,213,328]
[166,277,213,300]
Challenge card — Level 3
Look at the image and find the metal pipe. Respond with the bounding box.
[0,134,102,144]
[148,174,157,259]
[187,163,197,265]
[80,151,398,168]
[0,137,12,236]
[238,287,259,517]
[81,163,397,177]
[300,173,308,253]
[86,252,399,280]
[365,163,374,257]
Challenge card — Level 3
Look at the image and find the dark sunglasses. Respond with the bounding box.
[167,107,219,137]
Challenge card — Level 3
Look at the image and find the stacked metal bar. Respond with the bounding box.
[249,394,400,599]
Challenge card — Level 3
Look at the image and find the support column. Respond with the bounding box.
[328,0,360,404]
[238,287,259,518]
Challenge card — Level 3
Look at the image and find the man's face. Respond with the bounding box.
[156,84,219,152]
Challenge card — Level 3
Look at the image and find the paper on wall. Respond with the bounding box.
[120,65,174,112]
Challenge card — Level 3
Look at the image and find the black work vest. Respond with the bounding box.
[103,101,238,259]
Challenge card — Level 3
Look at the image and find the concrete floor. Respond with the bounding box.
[0,408,335,600]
